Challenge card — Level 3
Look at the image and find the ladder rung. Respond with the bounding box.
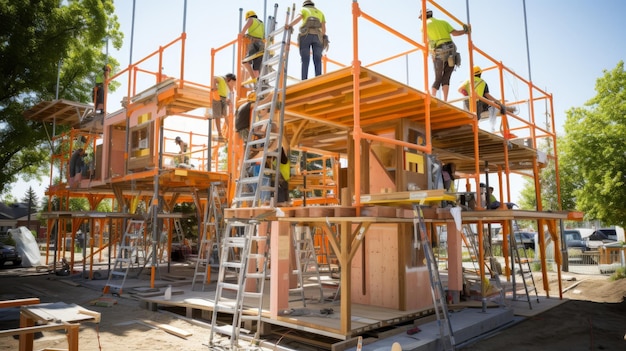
[268,26,287,37]
[242,291,263,299]
[262,54,282,67]
[250,118,271,129]
[218,282,242,291]
[246,272,265,280]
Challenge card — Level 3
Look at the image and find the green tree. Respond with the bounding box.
[560,61,626,227]
[0,0,123,195]
[517,133,563,212]
[21,186,39,212]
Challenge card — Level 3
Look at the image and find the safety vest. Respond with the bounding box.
[247,18,264,39]
[279,160,291,181]
[462,76,487,98]
[300,7,324,35]
[95,71,106,85]
[425,17,454,49]
[215,76,229,98]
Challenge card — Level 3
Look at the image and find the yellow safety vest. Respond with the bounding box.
[247,18,264,39]
[462,76,487,98]
[215,76,228,98]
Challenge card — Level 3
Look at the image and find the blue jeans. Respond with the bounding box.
[299,34,323,80]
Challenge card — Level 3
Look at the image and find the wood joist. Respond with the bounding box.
[23,99,93,128]
[283,66,540,173]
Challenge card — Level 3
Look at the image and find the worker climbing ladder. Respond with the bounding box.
[413,204,455,351]
[103,219,147,295]
[509,221,539,309]
[233,3,291,208]
[192,182,227,291]
[209,4,292,349]
[290,225,324,305]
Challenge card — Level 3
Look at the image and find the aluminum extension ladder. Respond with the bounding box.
[509,220,539,309]
[209,4,293,349]
[413,204,455,351]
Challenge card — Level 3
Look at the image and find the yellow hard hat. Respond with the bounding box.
[473,66,482,75]
[104,64,112,71]
[245,10,256,19]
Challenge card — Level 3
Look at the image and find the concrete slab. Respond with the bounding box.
[345,307,514,351]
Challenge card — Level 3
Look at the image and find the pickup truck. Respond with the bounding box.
[585,228,617,250]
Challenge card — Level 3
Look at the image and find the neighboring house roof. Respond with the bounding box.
[0,202,32,220]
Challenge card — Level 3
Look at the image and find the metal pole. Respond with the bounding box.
[182,0,187,33]
[522,0,532,82]
[236,8,243,74]
[129,0,136,64]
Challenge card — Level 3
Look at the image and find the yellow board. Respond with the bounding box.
[137,112,151,124]
[404,152,424,173]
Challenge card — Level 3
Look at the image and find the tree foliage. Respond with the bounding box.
[560,61,626,226]
[0,0,123,195]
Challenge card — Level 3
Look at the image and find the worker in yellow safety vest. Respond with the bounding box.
[240,10,265,80]
[289,0,327,80]
[458,66,504,119]
[93,64,111,114]
[421,8,469,101]
[212,73,237,140]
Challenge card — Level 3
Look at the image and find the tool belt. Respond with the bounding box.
[431,41,456,61]
[299,17,323,40]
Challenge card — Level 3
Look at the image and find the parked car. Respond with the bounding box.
[585,228,617,250]
[0,243,22,266]
[563,229,587,252]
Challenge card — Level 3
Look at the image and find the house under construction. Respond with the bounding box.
[23,1,581,350]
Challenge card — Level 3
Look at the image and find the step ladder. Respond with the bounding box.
[413,204,455,351]
[462,224,505,306]
[103,219,147,295]
[209,5,292,348]
[173,218,185,244]
[509,224,539,309]
[192,182,227,291]
[290,225,324,305]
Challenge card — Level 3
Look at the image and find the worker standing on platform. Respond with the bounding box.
[93,64,111,114]
[69,148,85,188]
[458,66,505,120]
[174,136,189,165]
[240,10,265,80]
[421,9,469,101]
[289,0,327,80]
[212,73,237,140]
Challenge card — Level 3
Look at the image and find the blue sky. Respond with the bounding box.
[13,0,626,204]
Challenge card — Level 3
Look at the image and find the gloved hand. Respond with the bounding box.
[463,24,471,34]
[322,35,330,52]
[499,102,506,115]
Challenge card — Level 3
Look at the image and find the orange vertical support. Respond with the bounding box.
[352,1,362,207]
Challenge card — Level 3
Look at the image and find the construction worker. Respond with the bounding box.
[212,73,237,140]
[174,136,189,165]
[289,0,327,80]
[68,148,85,188]
[240,10,265,80]
[458,66,505,120]
[421,9,469,101]
[94,64,111,113]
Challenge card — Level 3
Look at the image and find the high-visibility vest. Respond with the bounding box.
[247,18,264,39]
